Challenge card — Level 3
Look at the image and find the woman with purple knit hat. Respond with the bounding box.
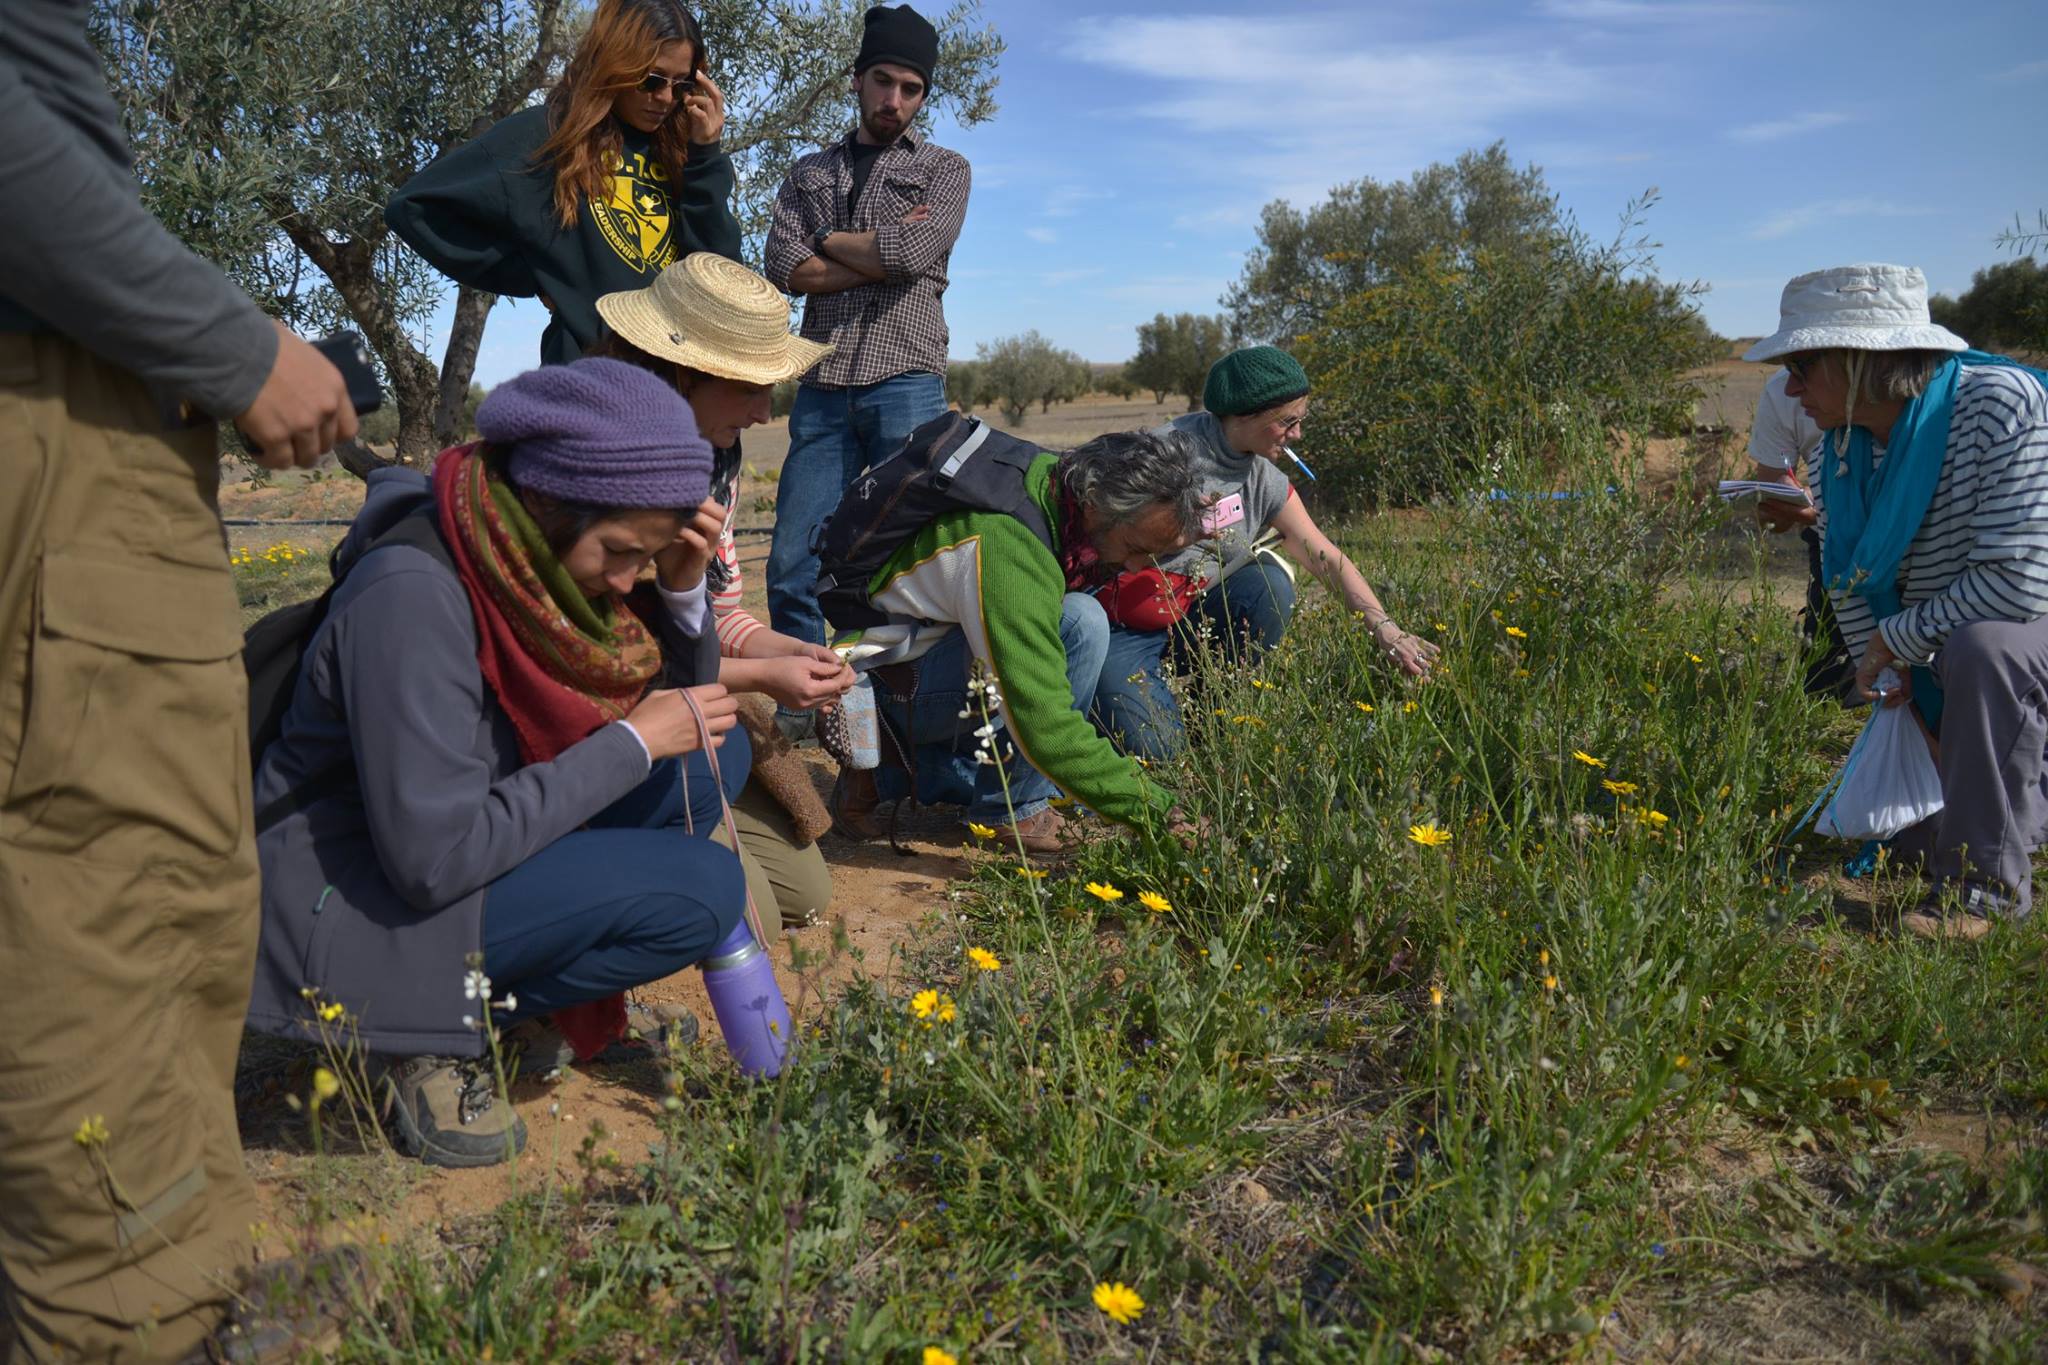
[245,358,756,1167]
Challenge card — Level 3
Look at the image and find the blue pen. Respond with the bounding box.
[1283,445,1316,481]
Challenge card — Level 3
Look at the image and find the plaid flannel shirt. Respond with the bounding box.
[763,128,970,389]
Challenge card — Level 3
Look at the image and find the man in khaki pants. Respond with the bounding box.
[2,4,355,1358]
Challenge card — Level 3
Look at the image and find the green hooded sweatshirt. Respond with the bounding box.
[387,106,742,365]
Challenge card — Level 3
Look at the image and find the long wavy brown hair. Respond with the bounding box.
[536,0,706,229]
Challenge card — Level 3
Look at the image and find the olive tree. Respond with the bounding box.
[91,0,1002,463]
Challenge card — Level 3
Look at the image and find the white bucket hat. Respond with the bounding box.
[1744,263,1968,362]
[596,252,831,385]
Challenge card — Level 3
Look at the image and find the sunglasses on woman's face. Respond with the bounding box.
[636,71,697,96]
[1783,353,1823,382]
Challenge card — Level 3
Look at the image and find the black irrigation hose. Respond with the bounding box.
[224,518,776,538]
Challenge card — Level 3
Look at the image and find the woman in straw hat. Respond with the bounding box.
[590,252,858,933]
[1745,262,2048,940]
[388,0,741,365]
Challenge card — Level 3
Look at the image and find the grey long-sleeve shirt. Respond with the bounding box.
[0,0,275,417]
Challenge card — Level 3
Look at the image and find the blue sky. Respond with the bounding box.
[459,0,2048,387]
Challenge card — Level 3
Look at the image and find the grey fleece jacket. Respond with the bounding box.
[246,468,721,1056]
[0,0,276,417]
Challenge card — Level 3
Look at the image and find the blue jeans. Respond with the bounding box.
[766,372,949,650]
[1093,557,1296,763]
[873,593,1111,825]
[482,744,749,1020]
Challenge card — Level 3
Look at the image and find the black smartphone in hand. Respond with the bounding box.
[313,331,383,415]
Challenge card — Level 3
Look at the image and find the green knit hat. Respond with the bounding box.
[1203,346,1310,416]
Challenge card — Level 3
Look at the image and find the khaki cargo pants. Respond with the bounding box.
[0,334,259,1362]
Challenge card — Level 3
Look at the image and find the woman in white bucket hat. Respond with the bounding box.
[1748,263,2048,938]
[589,252,856,934]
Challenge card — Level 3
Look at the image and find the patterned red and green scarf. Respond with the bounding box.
[432,445,662,765]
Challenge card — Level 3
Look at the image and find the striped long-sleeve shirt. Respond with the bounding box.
[708,497,768,657]
[1811,365,2048,663]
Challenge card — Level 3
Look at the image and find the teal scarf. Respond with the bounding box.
[1817,349,2048,729]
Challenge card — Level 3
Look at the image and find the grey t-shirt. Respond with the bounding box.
[1152,410,1294,585]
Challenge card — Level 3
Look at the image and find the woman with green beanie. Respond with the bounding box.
[1091,345,1436,761]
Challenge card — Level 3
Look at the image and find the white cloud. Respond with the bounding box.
[1748,198,1936,242]
[1172,204,1259,232]
[1728,110,1854,143]
[1992,58,2048,82]
[1023,226,1058,244]
[1041,184,1112,218]
[1063,15,1628,202]
[1537,0,1764,21]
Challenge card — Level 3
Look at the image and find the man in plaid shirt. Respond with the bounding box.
[763,4,971,694]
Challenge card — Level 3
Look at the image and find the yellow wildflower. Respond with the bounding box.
[924,1350,958,1365]
[1636,808,1670,829]
[1407,823,1452,848]
[1251,678,1274,690]
[1402,700,1418,715]
[1538,948,1551,968]
[1600,779,1638,796]
[311,1068,340,1105]
[1505,625,1528,639]
[967,947,1002,971]
[1543,974,1558,992]
[1085,881,1123,902]
[1353,701,1374,713]
[1429,986,1444,1008]
[317,1001,345,1023]
[1093,1280,1145,1325]
[910,989,939,1020]
[1016,866,1048,879]
[936,996,958,1024]
[1571,750,1605,768]
[72,1115,109,1149]
[967,822,997,839]
[1673,1054,1691,1070]
[1138,891,1172,913]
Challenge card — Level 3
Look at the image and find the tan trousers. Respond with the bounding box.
[0,334,259,1362]
[714,779,835,944]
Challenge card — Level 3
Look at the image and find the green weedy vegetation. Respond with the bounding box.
[305,425,2046,1361]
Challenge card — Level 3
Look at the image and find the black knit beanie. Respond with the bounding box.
[855,5,938,88]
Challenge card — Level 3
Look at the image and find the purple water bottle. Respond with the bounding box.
[700,919,793,1077]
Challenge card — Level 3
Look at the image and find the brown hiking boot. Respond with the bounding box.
[506,1002,699,1079]
[986,806,1070,857]
[830,767,887,841]
[1900,883,2004,941]
[376,1054,527,1168]
[186,1246,367,1363]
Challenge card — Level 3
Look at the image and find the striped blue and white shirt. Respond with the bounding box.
[1810,364,2048,663]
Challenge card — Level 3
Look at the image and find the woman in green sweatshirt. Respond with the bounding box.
[387,0,744,365]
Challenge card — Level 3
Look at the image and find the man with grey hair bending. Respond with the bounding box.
[823,426,1204,853]
[1748,263,2048,938]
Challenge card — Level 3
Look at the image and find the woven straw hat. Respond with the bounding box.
[596,253,831,385]
[1744,263,1967,362]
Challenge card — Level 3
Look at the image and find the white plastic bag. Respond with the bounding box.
[1815,668,1944,840]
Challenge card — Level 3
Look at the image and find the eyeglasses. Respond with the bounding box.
[1272,414,1305,436]
[1783,353,1822,382]
[635,70,697,96]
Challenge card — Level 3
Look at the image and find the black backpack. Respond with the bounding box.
[242,507,451,822]
[812,412,1054,633]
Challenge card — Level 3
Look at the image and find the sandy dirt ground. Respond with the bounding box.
[225,364,1818,1243]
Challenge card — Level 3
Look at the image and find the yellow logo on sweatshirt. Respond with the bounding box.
[590,149,675,273]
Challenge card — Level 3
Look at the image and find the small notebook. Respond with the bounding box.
[1716,480,1813,506]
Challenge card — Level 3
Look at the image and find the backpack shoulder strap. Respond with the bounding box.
[250,503,453,832]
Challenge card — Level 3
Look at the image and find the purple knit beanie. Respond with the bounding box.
[477,357,712,509]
